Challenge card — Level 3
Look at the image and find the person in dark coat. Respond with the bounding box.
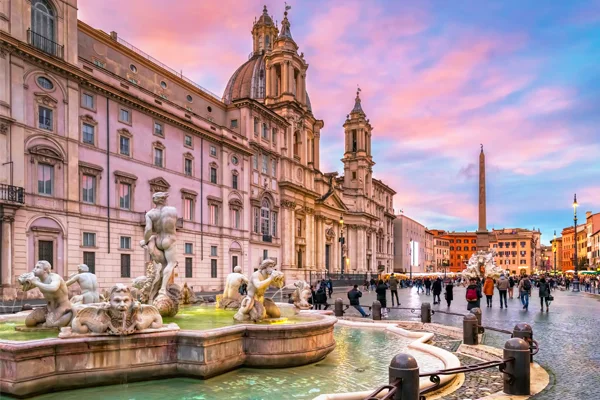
[375,280,388,318]
[444,280,454,307]
[432,277,442,304]
[314,287,328,310]
[537,277,551,312]
[347,285,369,317]
[326,278,333,299]
[424,278,432,295]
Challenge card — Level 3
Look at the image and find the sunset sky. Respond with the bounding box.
[78,0,600,244]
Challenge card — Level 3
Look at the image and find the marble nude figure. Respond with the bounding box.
[65,264,100,304]
[140,191,178,300]
[18,260,73,328]
[220,266,248,309]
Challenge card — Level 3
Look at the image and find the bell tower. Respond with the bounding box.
[342,89,374,196]
[251,6,278,55]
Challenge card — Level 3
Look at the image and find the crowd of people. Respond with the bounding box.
[304,271,595,318]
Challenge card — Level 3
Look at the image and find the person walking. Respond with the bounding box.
[444,280,454,307]
[326,278,333,299]
[518,274,532,311]
[483,276,495,307]
[375,280,389,318]
[538,277,551,312]
[347,285,369,317]
[389,273,400,306]
[508,275,515,299]
[424,278,432,296]
[314,287,329,310]
[465,277,482,311]
[497,273,509,309]
[416,279,424,294]
[370,278,377,292]
[432,277,442,305]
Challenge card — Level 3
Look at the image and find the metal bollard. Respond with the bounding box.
[372,300,382,320]
[421,302,431,323]
[463,314,478,345]
[334,298,344,317]
[503,338,531,395]
[512,323,535,362]
[389,353,420,400]
[470,307,484,333]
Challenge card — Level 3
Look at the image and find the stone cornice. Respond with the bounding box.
[0,32,253,158]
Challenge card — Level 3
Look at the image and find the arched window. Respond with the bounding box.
[32,0,55,41]
[265,35,270,49]
[260,199,271,235]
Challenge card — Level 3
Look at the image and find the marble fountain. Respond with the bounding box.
[0,192,456,399]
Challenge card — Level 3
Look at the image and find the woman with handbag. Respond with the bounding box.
[538,276,551,313]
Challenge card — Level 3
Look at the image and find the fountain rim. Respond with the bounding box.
[0,313,338,348]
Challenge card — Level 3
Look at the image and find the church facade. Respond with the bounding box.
[0,1,395,299]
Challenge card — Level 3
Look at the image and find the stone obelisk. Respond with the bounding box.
[476,145,489,250]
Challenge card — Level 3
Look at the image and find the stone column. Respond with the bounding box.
[315,217,322,270]
[271,65,281,96]
[265,66,271,98]
[0,207,15,288]
[282,61,289,93]
[314,133,321,170]
[298,73,305,104]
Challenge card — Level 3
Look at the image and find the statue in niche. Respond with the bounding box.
[136,192,181,317]
[291,280,312,310]
[234,259,285,322]
[18,260,73,328]
[66,264,100,304]
[59,284,175,338]
[219,266,249,310]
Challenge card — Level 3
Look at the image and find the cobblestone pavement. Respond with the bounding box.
[335,286,600,400]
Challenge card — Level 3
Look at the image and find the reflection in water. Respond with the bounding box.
[29,326,443,400]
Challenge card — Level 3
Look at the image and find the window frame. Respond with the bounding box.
[210,166,218,184]
[118,129,133,157]
[81,173,96,204]
[82,232,96,248]
[120,236,132,250]
[153,141,165,168]
[209,145,217,157]
[120,253,131,278]
[81,91,96,112]
[184,134,194,149]
[118,107,132,125]
[230,119,238,129]
[37,163,54,196]
[153,121,164,138]
[38,105,54,131]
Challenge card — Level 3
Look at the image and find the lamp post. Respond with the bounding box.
[339,215,345,276]
[572,194,580,292]
[553,230,557,276]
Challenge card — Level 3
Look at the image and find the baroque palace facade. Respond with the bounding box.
[0,1,395,298]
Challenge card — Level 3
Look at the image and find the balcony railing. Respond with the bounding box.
[27,29,64,59]
[0,184,25,204]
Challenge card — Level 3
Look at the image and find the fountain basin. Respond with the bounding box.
[0,313,336,398]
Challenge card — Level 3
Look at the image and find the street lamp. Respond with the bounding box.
[553,230,557,276]
[339,215,345,276]
[572,194,580,292]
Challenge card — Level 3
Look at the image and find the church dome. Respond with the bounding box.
[223,54,266,104]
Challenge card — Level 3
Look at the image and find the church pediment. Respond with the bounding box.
[149,177,171,193]
[322,192,348,211]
